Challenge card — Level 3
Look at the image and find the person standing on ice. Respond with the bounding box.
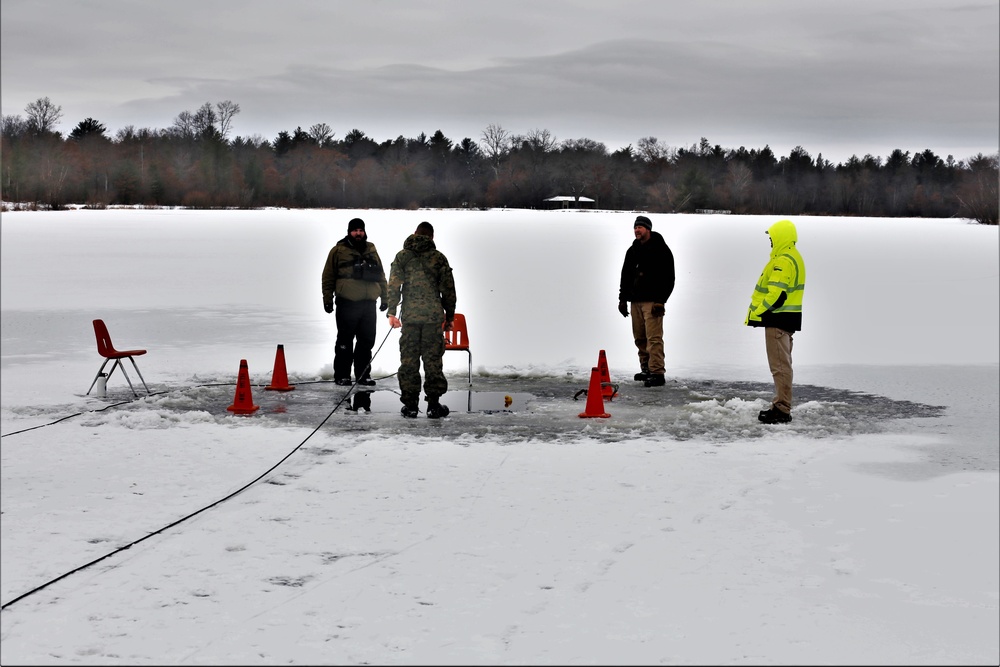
[321,217,388,387]
[618,215,675,387]
[386,221,457,419]
[745,219,806,424]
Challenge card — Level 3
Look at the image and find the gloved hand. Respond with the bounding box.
[323,300,333,314]
[651,303,665,317]
[618,301,629,317]
[379,300,388,312]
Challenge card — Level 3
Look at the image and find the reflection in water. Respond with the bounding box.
[348,391,373,413]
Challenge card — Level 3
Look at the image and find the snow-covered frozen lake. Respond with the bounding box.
[1,208,997,664]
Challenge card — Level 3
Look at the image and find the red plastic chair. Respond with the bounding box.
[443,313,472,386]
[87,319,150,397]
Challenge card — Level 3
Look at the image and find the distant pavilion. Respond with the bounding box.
[543,195,596,209]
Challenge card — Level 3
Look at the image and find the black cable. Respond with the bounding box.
[1,391,171,438]
[0,328,397,610]
[0,377,399,438]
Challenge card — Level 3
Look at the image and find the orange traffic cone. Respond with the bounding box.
[227,359,260,414]
[265,344,295,391]
[579,366,611,418]
[597,349,617,400]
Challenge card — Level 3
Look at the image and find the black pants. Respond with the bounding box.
[334,298,377,381]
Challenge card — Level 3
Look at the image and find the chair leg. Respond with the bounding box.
[112,359,139,397]
[87,358,112,395]
[127,356,150,394]
[467,350,472,387]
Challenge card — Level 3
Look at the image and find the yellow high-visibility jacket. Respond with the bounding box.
[745,219,805,332]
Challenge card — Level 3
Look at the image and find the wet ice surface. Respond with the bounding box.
[67,372,946,445]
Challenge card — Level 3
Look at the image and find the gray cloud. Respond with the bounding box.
[2,0,996,163]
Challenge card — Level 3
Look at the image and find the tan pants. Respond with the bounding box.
[631,302,665,374]
[765,327,794,414]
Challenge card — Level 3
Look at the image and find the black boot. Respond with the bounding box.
[426,399,450,419]
[643,374,666,387]
[758,407,791,424]
[400,394,419,418]
[634,369,650,381]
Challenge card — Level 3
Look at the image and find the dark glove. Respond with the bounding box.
[618,301,629,317]
[323,300,333,314]
[651,303,665,318]
[379,301,388,312]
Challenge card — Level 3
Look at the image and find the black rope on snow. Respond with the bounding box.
[0,328,397,611]
[0,374,400,437]
[0,391,172,438]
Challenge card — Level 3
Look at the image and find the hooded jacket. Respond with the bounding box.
[745,219,806,332]
[386,233,457,324]
[321,235,388,307]
[619,230,675,304]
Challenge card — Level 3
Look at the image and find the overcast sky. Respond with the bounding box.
[2,0,997,164]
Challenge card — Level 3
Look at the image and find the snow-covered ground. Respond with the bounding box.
[1,208,997,665]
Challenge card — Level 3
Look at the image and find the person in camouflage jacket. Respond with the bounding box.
[321,217,388,386]
[386,221,457,418]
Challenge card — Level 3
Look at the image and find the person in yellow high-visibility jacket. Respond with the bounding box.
[745,219,806,424]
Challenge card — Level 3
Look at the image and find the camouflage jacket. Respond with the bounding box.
[386,234,456,324]
[321,237,388,306]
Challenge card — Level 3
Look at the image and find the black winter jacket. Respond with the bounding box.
[619,231,675,304]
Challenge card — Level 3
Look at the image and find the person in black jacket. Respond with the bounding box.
[321,218,388,386]
[618,215,675,387]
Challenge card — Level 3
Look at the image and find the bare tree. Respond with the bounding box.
[192,102,218,136]
[115,125,138,142]
[216,100,240,139]
[955,153,999,225]
[308,123,335,146]
[2,114,28,138]
[725,160,753,210]
[636,136,674,163]
[244,133,268,149]
[171,110,195,138]
[560,137,607,155]
[24,97,63,135]
[555,138,607,203]
[115,125,158,143]
[480,123,511,180]
[524,128,558,153]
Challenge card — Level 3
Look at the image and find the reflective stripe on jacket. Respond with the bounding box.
[745,219,805,332]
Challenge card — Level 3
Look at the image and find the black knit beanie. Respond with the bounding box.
[634,215,652,231]
[347,217,366,233]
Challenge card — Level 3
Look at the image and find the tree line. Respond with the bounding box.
[2,97,997,224]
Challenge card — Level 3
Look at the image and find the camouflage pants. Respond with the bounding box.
[398,321,447,406]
